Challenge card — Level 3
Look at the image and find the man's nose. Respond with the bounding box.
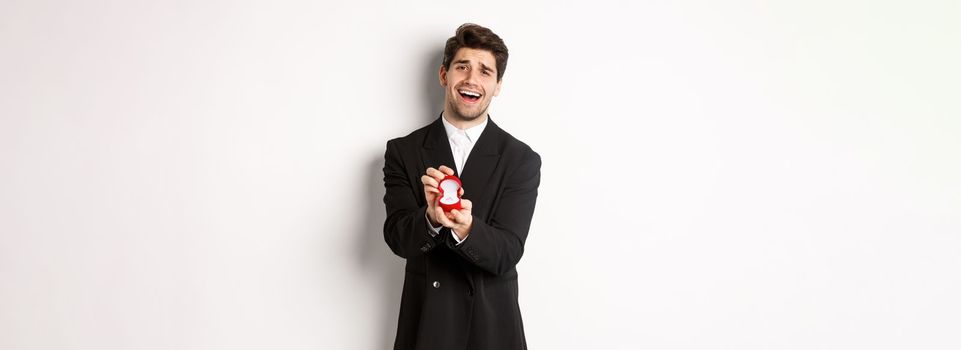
[464,68,479,85]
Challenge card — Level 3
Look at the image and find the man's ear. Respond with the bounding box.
[493,79,502,97]
[439,65,448,87]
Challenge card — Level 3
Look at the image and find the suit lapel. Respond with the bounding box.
[458,119,501,211]
[421,116,458,174]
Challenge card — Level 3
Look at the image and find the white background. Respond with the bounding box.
[2,1,959,349]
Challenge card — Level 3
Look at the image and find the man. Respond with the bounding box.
[382,23,541,350]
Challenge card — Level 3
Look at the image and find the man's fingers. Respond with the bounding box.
[421,175,438,188]
[460,199,472,211]
[458,188,464,196]
[435,206,454,226]
[438,165,455,176]
[426,167,446,180]
[450,208,472,224]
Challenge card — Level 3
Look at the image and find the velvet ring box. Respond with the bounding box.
[437,175,462,212]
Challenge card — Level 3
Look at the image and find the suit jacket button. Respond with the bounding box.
[432,281,440,288]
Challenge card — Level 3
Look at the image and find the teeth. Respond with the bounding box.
[459,90,480,97]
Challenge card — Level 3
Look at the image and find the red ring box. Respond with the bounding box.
[437,175,462,212]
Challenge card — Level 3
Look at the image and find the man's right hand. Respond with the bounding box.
[421,165,463,227]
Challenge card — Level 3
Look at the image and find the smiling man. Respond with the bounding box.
[382,24,541,350]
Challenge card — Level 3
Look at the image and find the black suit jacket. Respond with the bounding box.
[383,116,541,350]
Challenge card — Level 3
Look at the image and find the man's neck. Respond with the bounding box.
[442,108,488,130]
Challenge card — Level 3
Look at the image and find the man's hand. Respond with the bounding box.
[421,166,473,239]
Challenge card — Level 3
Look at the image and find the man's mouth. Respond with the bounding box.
[458,89,482,104]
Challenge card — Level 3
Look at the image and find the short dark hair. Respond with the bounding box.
[442,23,509,81]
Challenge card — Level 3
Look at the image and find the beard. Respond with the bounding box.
[446,95,489,122]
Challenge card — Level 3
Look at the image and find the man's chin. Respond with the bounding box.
[448,103,487,121]
[458,111,484,121]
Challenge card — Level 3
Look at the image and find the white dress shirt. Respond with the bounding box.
[426,114,488,245]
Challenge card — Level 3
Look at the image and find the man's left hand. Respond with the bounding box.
[433,198,473,240]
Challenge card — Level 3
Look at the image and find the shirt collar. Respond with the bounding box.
[441,113,488,143]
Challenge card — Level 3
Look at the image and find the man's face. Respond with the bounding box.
[440,48,502,122]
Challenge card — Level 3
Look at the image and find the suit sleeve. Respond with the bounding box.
[382,140,444,258]
[448,149,541,275]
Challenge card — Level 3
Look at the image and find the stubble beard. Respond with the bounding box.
[446,97,488,122]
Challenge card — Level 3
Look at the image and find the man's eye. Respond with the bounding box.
[458,66,467,70]
[482,71,491,76]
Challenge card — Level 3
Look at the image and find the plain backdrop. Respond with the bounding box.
[1,1,959,349]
